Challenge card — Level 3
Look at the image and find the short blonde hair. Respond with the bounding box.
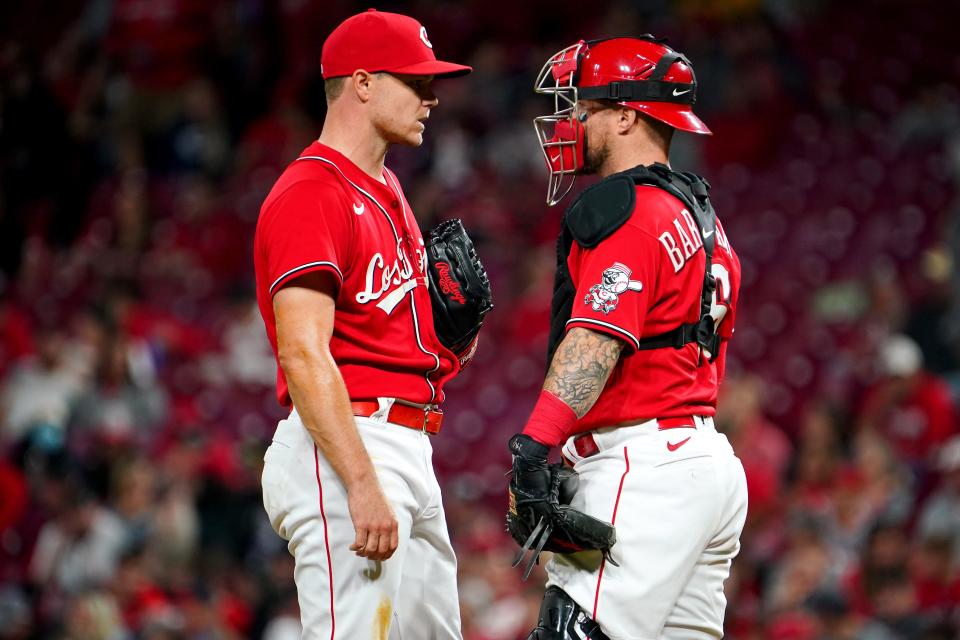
[323,71,386,104]
[324,77,347,104]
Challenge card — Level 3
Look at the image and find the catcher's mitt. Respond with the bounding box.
[507,434,617,580]
[425,219,493,363]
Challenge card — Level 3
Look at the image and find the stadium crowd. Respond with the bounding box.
[1,0,959,638]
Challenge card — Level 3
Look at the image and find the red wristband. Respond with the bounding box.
[522,390,578,448]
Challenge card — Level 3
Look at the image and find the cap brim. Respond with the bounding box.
[389,60,473,78]
[626,101,712,135]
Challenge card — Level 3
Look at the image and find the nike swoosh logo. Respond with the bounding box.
[352,202,365,215]
[549,153,561,163]
[672,87,691,96]
[666,437,691,452]
[703,229,715,238]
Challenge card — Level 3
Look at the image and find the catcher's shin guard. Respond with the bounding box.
[527,586,609,640]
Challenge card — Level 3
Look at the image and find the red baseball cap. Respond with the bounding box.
[321,9,472,80]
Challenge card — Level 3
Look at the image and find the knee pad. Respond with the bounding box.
[527,586,609,640]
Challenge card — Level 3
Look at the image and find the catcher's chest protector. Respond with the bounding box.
[546,162,720,364]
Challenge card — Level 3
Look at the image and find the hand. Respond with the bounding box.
[510,433,550,462]
[346,479,399,561]
[508,434,553,520]
[507,433,617,580]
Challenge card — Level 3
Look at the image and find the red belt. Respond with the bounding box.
[567,416,701,462]
[351,401,443,435]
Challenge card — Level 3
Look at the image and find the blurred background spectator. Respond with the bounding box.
[1,0,959,637]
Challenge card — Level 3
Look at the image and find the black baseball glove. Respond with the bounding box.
[425,219,493,364]
[507,434,618,580]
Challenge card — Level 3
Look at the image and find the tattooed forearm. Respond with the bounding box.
[544,328,624,418]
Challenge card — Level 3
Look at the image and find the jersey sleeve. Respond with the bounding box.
[566,224,659,350]
[258,180,352,298]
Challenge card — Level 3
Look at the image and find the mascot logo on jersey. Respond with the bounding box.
[585,262,643,315]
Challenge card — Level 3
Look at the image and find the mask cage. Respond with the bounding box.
[532,41,587,206]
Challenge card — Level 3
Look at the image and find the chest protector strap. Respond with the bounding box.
[547,163,719,364]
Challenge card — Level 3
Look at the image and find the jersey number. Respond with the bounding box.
[709,264,731,329]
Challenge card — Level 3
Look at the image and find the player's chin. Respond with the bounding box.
[384,122,425,147]
[403,130,425,147]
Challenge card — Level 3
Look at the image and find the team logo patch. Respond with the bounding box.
[585,262,643,315]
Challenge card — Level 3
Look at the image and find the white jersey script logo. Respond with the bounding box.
[355,240,420,314]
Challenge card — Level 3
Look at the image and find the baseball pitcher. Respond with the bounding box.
[254,10,491,639]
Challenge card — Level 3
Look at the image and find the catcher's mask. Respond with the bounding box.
[533,36,711,206]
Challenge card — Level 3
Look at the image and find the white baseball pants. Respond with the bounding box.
[547,416,748,640]
[261,404,462,639]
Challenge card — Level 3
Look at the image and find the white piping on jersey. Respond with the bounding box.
[269,261,343,295]
[297,156,395,232]
[566,317,641,350]
[385,169,442,404]
[297,155,439,403]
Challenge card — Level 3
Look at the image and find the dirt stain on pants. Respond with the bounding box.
[374,596,392,640]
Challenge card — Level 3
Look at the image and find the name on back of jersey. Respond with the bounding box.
[658,208,730,273]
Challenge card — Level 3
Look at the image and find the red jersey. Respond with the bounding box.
[566,185,740,430]
[254,142,459,407]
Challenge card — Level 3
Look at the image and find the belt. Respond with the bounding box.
[566,415,703,462]
[351,400,443,435]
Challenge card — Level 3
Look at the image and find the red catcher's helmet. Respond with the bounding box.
[534,36,710,205]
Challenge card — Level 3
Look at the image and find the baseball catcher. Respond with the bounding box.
[510,35,747,640]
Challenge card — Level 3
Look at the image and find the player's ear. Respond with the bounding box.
[617,106,638,134]
[351,70,374,103]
